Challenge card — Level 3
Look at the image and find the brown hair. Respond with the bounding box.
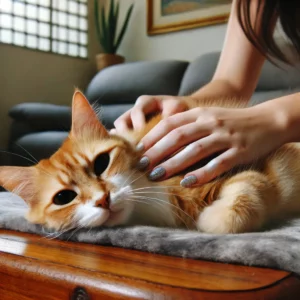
[236,0,300,64]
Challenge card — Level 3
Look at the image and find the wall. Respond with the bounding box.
[0,0,227,148]
[117,0,227,62]
[0,1,99,148]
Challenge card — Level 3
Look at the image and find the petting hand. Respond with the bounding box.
[111,95,188,133]
[136,104,286,187]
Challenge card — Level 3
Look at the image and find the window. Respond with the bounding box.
[0,0,88,58]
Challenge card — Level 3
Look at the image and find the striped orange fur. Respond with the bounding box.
[1,90,300,234]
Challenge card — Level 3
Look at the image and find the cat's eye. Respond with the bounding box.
[94,152,110,176]
[53,190,77,206]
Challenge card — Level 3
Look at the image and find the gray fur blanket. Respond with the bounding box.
[1,192,300,275]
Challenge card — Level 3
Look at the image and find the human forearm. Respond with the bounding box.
[252,92,300,144]
[191,79,253,102]
[190,0,268,104]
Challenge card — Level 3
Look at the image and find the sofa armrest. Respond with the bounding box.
[8,103,71,148]
[9,103,71,132]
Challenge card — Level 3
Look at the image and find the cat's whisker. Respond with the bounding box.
[87,224,96,235]
[131,194,191,218]
[46,232,63,240]
[130,185,180,192]
[131,190,201,210]
[42,232,56,239]
[132,191,185,197]
[123,196,188,229]
[66,225,84,241]
[0,150,38,166]
[127,169,151,186]
[42,219,76,240]
[14,143,39,164]
[129,196,192,230]
[44,228,70,240]
[0,150,55,180]
[121,168,140,189]
[35,166,56,179]
[131,194,197,230]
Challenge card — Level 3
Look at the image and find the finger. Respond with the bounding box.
[147,134,229,181]
[180,148,239,187]
[161,99,187,118]
[142,122,210,169]
[114,110,132,132]
[139,109,197,151]
[131,96,160,130]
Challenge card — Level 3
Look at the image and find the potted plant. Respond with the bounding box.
[94,0,134,71]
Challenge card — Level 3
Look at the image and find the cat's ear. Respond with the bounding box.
[71,89,108,139]
[0,166,37,204]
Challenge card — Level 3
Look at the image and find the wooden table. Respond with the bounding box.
[0,229,299,300]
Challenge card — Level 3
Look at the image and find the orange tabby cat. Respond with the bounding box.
[1,90,300,234]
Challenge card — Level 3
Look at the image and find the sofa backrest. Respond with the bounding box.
[85,60,188,105]
[86,51,300,106]
[179,51,300,104]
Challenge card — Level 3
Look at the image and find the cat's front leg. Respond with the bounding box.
[197,171,276,234]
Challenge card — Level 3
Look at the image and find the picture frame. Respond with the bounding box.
[147,0,232,35]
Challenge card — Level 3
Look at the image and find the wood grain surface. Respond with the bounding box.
[0,229,299,299]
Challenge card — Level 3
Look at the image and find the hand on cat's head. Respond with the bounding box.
[0,90,142,231]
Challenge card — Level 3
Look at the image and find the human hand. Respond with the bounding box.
[111,95,188,133]
[136,104,286,187]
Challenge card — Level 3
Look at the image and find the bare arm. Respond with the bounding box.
[192,0,267,101]
[114,0,270,132]
[257,92,300,144]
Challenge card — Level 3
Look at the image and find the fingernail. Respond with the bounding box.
[137,157,150,170]
[148,167,166,181]
[180,175,197,187]
[136,143,144,152]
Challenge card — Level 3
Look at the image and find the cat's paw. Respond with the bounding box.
[197,194,265,234]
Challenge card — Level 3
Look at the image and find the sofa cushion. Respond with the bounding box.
[85,61,189,105]
[255,61,300,91]
[9,103,71,132]
[99,104,133,129]
[10,132,68,166]
[179,51,300,95]
[179,52,218,96]
[251,87,300,105]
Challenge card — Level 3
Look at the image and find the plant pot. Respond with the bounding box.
[95,53,125,71]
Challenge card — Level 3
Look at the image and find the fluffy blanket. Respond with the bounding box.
[1,192,300,274]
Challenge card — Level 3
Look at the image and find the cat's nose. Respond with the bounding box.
[95,193,110,209]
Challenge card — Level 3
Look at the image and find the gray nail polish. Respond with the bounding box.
[136,143,144,152]
[137,157,150,170]
[148,167,166,181]
[180,175,197,187]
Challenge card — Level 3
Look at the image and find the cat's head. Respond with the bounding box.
[0,90,146,231]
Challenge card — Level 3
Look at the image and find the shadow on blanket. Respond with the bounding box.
[0,192,300,275]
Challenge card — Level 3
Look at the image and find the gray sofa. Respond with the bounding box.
[7,52,300,166]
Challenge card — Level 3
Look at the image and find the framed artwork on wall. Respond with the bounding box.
[147,0,232,35]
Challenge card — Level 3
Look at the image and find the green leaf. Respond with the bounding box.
[114,3,134,53]
[113,1,120,49]
[101,6,110,53]
[107,0,116,54]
